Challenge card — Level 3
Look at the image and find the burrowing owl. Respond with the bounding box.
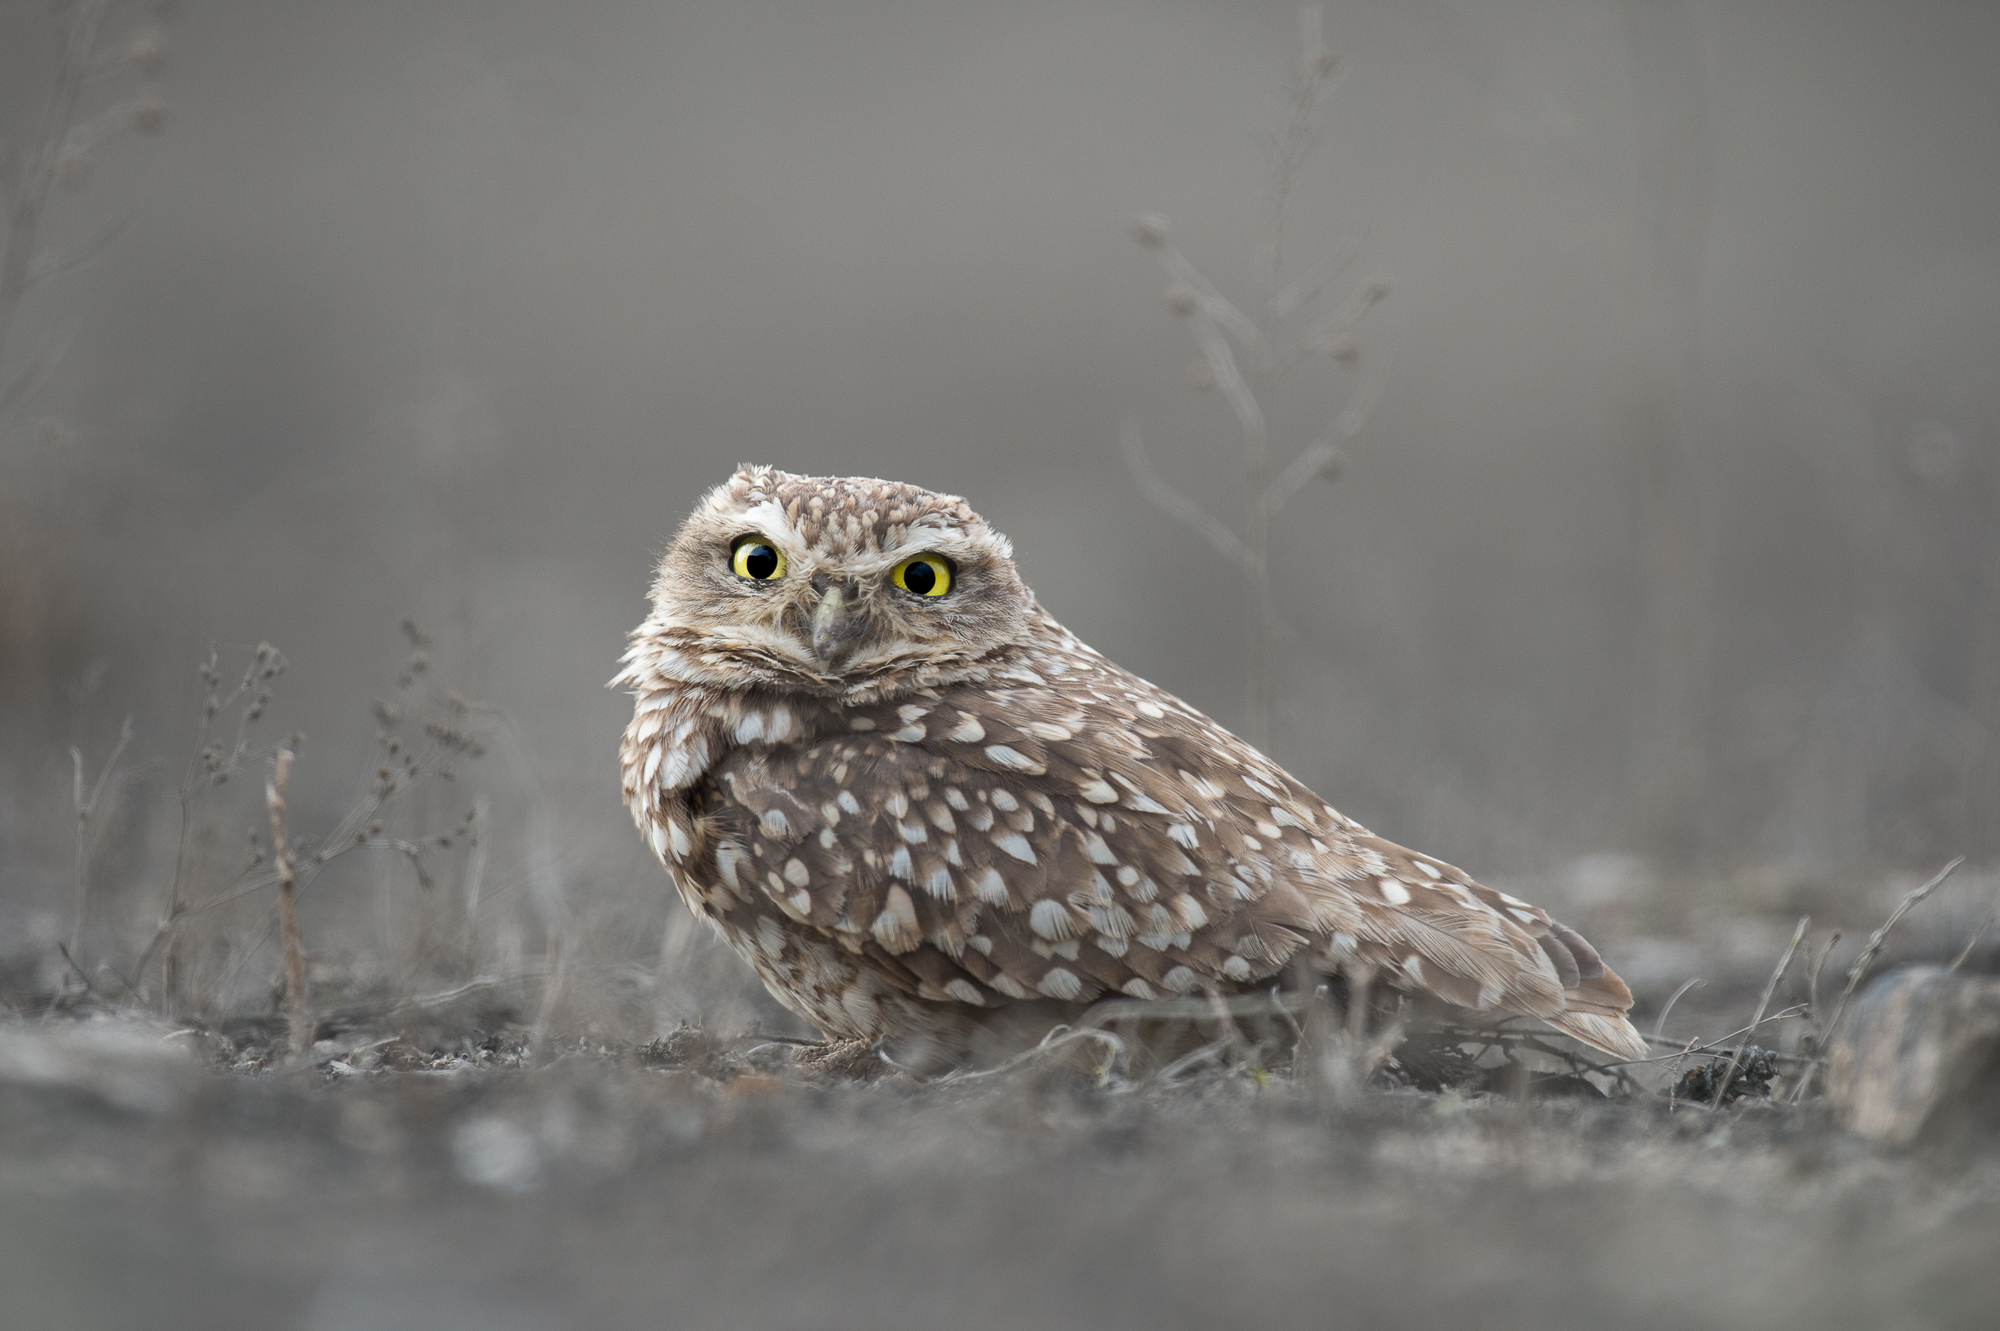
[616,466,1648,1069]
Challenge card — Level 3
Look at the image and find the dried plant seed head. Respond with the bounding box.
[1165,285,1198,316]
[370,821,384,835]
[1130,213,1170,248]
[1361,276,1392,304]
[1186,360,1216,390]
[1329,337,1360,364]
[1314,51,1339,77]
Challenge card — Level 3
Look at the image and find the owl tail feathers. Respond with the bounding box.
[1544,972,1651,1062]
[1545,1009,1650,1062]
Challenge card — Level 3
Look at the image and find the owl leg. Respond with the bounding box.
[791,1036,895,1079]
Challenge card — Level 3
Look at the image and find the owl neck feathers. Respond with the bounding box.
[614,605,1070,823]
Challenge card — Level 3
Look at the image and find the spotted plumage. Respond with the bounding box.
[615,466,1649,1068]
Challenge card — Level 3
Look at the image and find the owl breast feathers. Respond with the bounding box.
[615,465,1650,1068]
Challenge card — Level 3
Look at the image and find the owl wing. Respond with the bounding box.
[702,724,1261,1009]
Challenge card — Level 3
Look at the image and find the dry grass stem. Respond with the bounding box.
[267,746,313,1060]
[1948,896,1998,975]
[1787,857,1966,1103]
[66,713,134,970]
[1650,975,1704,1041]
[1708,914,1808,1110]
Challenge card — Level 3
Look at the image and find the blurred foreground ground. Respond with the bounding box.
[3,1006,1997,1331]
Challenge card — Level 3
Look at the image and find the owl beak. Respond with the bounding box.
[809,583,868,670]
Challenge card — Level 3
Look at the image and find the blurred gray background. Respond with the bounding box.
[4,0,1998,1014]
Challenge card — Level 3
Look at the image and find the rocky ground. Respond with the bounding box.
[3,997,1997,1331]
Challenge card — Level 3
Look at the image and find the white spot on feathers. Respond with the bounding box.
[1377,877,1411,906]
[991,832,1037,864]
[985,745,1043,773]
[1037,968,1083,1000]
[1029,900,1074,940]
[1078,778,1118,804]
[990,973,1033,1000]
[972,867,1010,905]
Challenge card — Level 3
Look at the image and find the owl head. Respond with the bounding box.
[634,465,1035,694]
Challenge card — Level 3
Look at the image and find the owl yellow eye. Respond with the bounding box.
[731,539,786,582]
[893,554,953,597]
